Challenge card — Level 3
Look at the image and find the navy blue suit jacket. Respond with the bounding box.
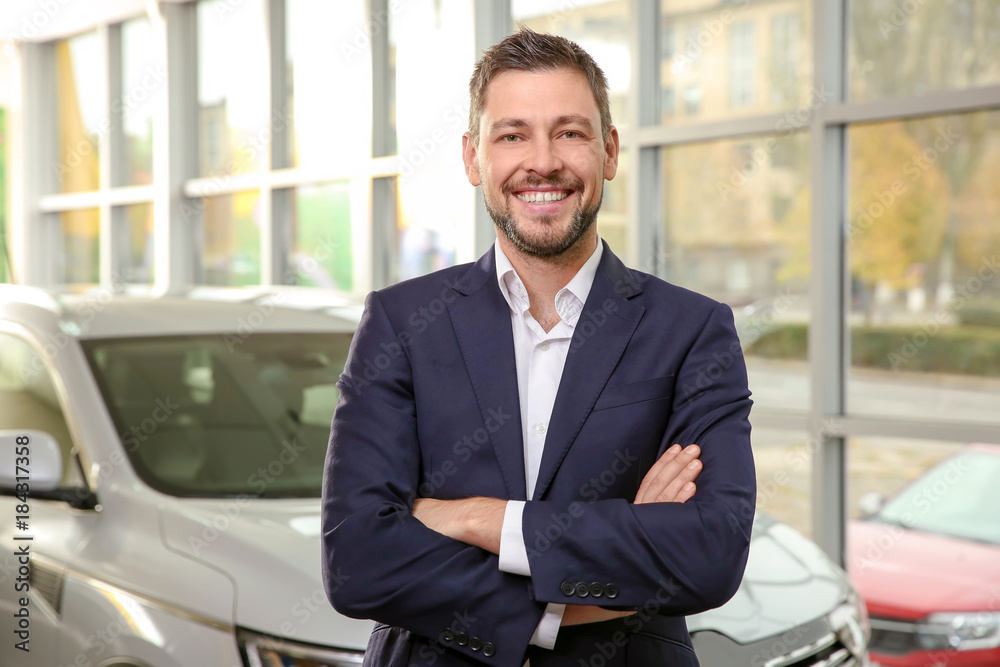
[322,241,755,667]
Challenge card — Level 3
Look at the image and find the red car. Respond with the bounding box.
[848,444,1000,666]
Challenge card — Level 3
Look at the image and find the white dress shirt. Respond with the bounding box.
[493,240,605,652]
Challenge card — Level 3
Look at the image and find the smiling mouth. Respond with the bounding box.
[515,190,572,204]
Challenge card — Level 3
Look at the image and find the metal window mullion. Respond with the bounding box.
[809,0,848,567]
[12,42,58,286]
[369,0,394,289]
[469,0,513,260]
[628,0,658,272]
[153,1,200,293]
[102,23,124,288]
[261,0,288,286]
[823,83,1000,126]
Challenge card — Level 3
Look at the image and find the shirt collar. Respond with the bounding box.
[494,240,604,324]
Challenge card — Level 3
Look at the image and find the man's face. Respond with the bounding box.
[463,68,620,258]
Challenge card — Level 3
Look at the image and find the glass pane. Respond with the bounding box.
[661,132,811,411]
[514,0,631,129]
[59,209,100,285]
[288,181,356,292]
[197,0,268,176]
[397,170,466,282]
[120,17,157,186]
[845,437,1000,664]
[847,110,1000,424]
[389,0,474,278]
[849,0,1000,102]
[599,147,628,260]
[286,0,371,169]
[116,203,154,284]
[753,429,812,539]
[202,191,261,285]
[82,333,353,496]
[660,0,812,125]
[56,31,105,193]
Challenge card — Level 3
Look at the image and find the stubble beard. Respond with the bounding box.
[485,179,603,259]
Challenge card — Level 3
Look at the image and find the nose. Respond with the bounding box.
[523,135,563,177]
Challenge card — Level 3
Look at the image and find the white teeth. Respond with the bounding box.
[516,191,569,203]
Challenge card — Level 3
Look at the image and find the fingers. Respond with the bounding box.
[635,444,701,504]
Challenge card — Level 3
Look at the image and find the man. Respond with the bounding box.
[322,28,755,667]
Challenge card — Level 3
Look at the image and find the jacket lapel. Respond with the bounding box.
[446,247,527,501]
[531,242,646,501]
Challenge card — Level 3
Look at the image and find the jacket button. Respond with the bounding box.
[605,583,619,599]
[483,642,496,657]
[470,637,483,651]
[589,582,605,597]
[440,629,455,645]
[560,581,576,596]
[575,582,590,597]
[455,631,469,646]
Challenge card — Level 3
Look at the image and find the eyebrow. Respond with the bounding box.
[489,115,596,135]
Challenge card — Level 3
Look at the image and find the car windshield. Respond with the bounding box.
[82,333,352,497]
[876,450,1000,546]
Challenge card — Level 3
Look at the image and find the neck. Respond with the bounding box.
[497,232,598,314]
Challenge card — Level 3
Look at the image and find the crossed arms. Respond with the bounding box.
[411,442,705,627]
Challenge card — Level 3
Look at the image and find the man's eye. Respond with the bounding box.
[502,134,520,142]
[564,131,580,139]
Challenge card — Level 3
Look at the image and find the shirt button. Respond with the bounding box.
[539,342,550,351]
[536,423,546,435]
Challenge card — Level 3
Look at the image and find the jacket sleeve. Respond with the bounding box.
[322,291,546,667]
[521,301,756,616]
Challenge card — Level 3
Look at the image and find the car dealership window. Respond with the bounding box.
[12,0,1000,562]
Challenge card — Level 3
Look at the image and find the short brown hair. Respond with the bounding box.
[468,27,612,144]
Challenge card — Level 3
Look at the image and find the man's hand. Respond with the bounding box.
[634,444,701,504]
[412,497,506,555]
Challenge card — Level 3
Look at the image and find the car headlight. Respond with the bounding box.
[238,628,364,667]
[829,590,871,658]
[917,612,1000,651]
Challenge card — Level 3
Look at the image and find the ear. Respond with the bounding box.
[603,125,621,180]
[462,132,482,187]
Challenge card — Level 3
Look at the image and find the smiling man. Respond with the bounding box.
[322,28,755,667]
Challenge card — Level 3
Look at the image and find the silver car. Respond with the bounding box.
[0,285,868,666]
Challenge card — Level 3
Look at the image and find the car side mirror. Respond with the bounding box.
[857,491,885,517]
[0,430,63,492]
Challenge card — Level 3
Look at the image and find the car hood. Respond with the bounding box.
[687,515,850,644]
[160,497,373,649]
[848,520,1000,618]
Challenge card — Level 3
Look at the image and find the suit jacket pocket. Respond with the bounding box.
[592,374,676,412]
